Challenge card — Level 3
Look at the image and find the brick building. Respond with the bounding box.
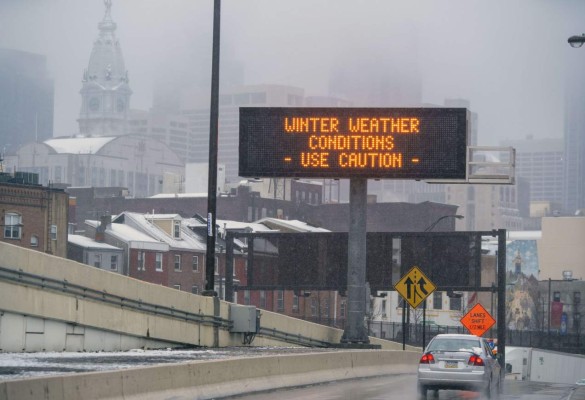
[82,213,208,294]
[0,176,69,258]
[67,184,459,234]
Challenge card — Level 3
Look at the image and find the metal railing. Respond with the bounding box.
[0,265,229,330]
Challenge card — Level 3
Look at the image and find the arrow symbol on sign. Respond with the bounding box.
[418,277,429,296]
[404,277,414,299]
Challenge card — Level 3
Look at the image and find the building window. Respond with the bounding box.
[191,285,199,294]
[50,225,57,240]
[575,292,581,305]
[381,299,387,317]
[292,294,299,312]
[4,213,22,239]
[449,296,462,311]
[277,290,284,312]
[433,291,443,310]
[553,291,561,302]
[244,290,251,305]
[155,253,163,271]
[94,254,102,268]
[260,290,266,308]
[110,255,118,270]
[30,235,39,247]
[173,284,181,291]
[575,313,581,332]
[174,254,182,271]
[137,251,145,271]
[173,221,181,239]
[192,256,199,272]
[340,300,346,318]
[311,298,318,317]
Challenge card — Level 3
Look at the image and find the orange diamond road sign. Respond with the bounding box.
[460,303,496,337]
[394,266,436,309]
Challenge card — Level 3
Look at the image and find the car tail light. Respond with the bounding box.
[420,353,435,364]
[468,354,485,366]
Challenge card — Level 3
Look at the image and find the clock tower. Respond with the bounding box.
[78,0,132,135]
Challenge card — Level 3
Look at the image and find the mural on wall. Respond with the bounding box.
[506,240,540,330]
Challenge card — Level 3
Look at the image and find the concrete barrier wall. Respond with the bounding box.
[0,241,419,352]
[0,350,421,400]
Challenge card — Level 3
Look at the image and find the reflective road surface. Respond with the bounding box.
[224,375,578,400]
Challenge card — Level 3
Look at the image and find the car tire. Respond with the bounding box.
[417,384,427,399]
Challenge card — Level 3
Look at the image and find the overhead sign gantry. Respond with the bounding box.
[239,106,470,347]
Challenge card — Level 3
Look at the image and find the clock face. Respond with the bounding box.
[89,97,100,112]
[116,98,125,112]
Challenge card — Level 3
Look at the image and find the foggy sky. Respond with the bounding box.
[1,0,585,146]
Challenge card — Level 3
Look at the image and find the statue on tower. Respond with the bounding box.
[104,0,112,18]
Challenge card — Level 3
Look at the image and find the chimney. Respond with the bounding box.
[95,215,111,243]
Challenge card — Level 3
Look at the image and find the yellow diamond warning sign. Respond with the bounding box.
[460,303,496,337]
[394,266,436,309]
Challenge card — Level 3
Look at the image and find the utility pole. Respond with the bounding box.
[204,0,221,297]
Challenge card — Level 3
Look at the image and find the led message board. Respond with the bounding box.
[239,107,468,179]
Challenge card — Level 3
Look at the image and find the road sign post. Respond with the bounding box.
[340,178,370,344]
[395,266,436,349]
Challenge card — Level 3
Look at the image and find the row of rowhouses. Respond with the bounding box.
[66,210,350,327]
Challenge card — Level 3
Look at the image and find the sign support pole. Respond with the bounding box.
[341,178,370,344]
[203,0,221,297]
[497,229,507,388]
[422,299,427,349]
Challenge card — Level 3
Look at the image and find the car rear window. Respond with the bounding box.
[427,338,481,352]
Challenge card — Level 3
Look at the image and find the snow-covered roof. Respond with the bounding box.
[482,230,542,255]
[116,212,206,251]
[255,218,330,233]
[44,136,117,154]
[149,193,207,199]
[507,231,542,241]
[85,219,169,251]
[144,214,182,220]
[217,219,275,233]
[68,234,123,251]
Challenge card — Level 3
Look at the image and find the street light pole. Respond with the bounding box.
[424,214,464,232]
[568,34,585,48]
[204,0,221,297]
[421,214,464,350]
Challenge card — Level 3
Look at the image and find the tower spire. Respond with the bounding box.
[104,0,112,19]
[78,0,132,135]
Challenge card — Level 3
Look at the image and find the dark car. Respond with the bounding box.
[417,333,501,399]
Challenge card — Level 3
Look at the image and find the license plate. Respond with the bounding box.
[444,361,458,369]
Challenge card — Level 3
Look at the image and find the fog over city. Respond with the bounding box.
[1,0,585,146]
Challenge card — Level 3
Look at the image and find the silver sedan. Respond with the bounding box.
[417,333,501,399]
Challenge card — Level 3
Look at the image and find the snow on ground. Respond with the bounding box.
[0,347,340,381]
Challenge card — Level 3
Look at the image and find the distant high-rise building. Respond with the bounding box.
[127,110,193,163]
[78,1,132,136]
[501,137,565,213]
[564,56,585,214]
[182,84,305,184]
[0,48,54,153]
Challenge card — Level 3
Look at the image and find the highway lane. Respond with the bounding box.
[223,375,578,400]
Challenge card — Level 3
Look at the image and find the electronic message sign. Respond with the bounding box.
[239,107,468,179]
